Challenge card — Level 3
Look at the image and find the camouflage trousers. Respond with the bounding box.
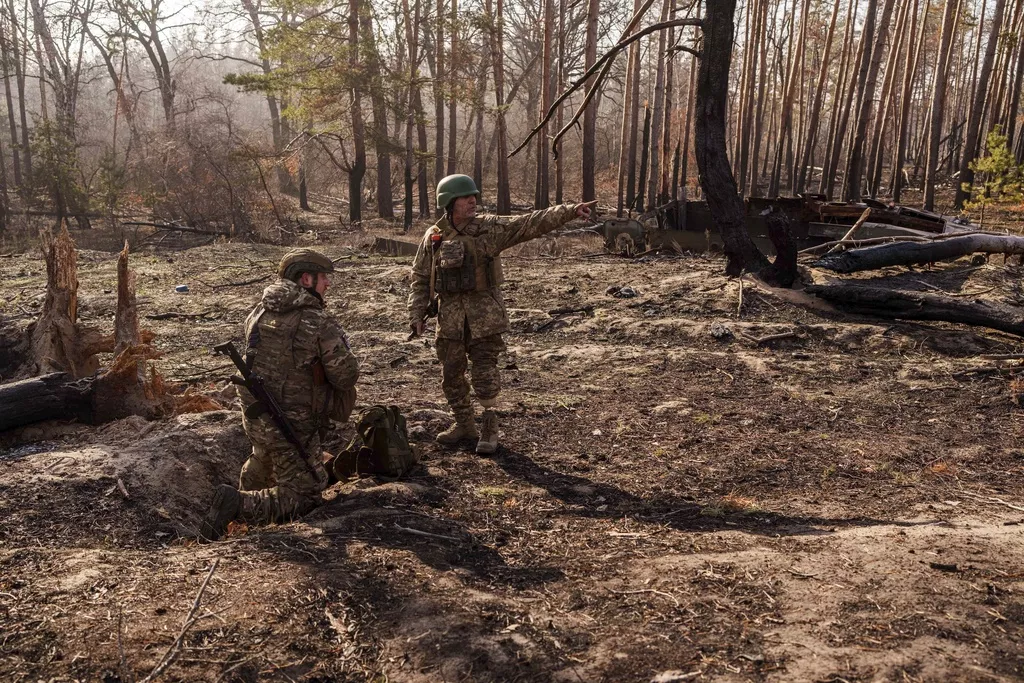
[435,331,506,416]
[238,416,329,525]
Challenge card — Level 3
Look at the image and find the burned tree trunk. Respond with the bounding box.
[814,233,1024,273]
[806,283,1024,337]
[694,0,795,285]
[27,223,114,379]
[0,372,93,431]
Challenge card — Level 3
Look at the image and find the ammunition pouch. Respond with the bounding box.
[438,248,478,293]
[435,244,503,294]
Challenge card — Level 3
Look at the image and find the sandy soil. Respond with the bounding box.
[1,226,1023,682]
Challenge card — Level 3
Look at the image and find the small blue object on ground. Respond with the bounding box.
[175,284,189,293]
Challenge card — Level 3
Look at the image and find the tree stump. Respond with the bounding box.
[25,223,113,378]
[2,237,222,433]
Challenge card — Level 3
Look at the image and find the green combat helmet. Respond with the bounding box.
[278,248,335,281]
[436,174,480,210]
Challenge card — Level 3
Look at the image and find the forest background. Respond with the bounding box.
[2,0,1023,241]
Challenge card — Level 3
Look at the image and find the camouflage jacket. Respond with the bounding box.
[241,279,359,437]
[408,204,577,340]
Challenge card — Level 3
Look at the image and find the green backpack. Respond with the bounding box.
[329,405,418,480]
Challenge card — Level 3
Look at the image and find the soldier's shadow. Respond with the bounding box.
[492,447,925,537]
[258,466,564,589]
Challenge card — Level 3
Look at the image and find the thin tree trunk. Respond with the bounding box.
[637,104,651,211]
[0,14,20,189]
[536,0,553,208]
[363,10,394,219]
[738,0,765,195]
[796,0,842,194]
[348,0,367,223]
[924,0,961,210]
[844,0,896,200]
[769,0,810,197]
[402,0,418,229]
[748,0,775,195]
[8,0,29,180]
[1007,3,1024,151]
[825,2,865,200]
[646,0,671,206]
[581,0,600,201]
[819,0,857,195]
[866,0,910,196]
[625,0,644,210]
[955,0,1008,208]
[446,0,457,175]
[893,0,928,202]
[658,7,676,205]
[680,53,695,197]
[489,0,510,212]
[555,0,565,203]
[434,0,445,211]
[618,0,643,216]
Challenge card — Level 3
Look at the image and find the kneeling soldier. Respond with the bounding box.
[201,249,359,541]
[408,174,594,454]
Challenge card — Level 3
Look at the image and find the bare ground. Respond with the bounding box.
[1,228,1023,682]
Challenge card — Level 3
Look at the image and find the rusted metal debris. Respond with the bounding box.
[603,195,971,255]
[370,236,420,257]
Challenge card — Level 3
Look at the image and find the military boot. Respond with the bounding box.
[199,484,241,542]
[476,410,499,455]
[436,411,478,447]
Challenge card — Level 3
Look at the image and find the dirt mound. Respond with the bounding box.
[0,410,248,547]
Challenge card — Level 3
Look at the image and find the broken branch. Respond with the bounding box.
[824,208,872,255]
[139,558,220,683]
[510,12,702,158]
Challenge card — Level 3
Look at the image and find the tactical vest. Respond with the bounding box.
[434,229,504,294]
[243,303,328,427]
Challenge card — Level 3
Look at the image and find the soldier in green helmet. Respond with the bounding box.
[408,174,595,454]
[200,248,360,541]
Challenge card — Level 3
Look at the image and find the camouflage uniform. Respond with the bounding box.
[236,278,359,524]
[408,204,578,449]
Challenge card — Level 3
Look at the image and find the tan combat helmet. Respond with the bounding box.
[278,248,335,281]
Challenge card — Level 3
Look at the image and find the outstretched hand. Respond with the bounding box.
[575,200,598,220]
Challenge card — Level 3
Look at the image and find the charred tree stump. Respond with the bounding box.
[805,283,1024,337]
[26,223,113,378]
[814,234,1024,273]
[2,239,219,433]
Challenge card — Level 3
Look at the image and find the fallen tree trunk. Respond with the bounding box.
[805,283,1024,337]
[0,373,93,431]
[814,233,1024,273]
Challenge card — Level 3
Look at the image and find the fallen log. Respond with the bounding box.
[814,233,1024,273]
[0,373,94,431]
[805,283,1024,337]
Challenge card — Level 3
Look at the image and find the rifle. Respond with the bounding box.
[214,341,318,478]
